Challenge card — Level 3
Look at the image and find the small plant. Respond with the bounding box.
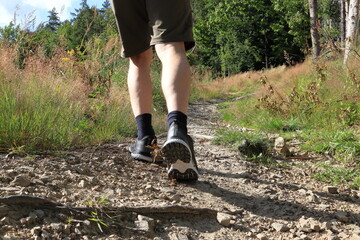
[214,129,278,165]
[244,152,277,166]
[313,163,360,189]
[88,211,109,233]
[8,145,27,156]
[302,130,360,162]
[85,195,112,233]
[66,217,74,225]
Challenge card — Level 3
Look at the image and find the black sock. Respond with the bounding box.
[135,113,155,140]
[167,110,188,134]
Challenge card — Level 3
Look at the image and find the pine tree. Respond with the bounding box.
[46,8,61,31]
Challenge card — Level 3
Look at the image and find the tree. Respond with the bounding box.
[308,0,321,61]
[46,8,61,31]
[340,0,346,45]
[192,0,304,75]
[344,0,359,64]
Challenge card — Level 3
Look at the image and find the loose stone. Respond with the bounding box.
[217,212,232,227]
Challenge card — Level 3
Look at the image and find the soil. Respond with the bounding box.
[0,101,359,240]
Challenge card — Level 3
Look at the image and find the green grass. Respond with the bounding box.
[0,35,169,153]
[313,163,360,188]
[301,130,360,162]
[213,128,280,165]
[213,128,268,147]
[215,58,360,186]
[0,75,140,152]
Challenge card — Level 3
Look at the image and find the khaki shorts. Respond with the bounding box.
[110,0,195,58]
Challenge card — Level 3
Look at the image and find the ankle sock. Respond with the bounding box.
[135,113,155,140]
[167,110,188,134]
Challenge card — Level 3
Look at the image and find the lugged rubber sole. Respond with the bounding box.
[162,139,199,181]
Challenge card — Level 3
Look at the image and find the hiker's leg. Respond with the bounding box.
[128,48,153,117]
[155,42,191,114]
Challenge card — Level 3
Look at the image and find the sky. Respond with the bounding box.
[0,0,105,28]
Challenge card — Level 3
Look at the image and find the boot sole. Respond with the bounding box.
[162,139,199,181]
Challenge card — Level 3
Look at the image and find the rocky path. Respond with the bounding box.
[0,101,360,240]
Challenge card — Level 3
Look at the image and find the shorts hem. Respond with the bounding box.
[121,46,152,58]
[150,39,195,51]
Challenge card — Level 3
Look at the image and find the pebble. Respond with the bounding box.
[327,235,340,240]
[274,137,291,156]
[1,217,12,225]
[256,233,268,240]
[11,175,31,187]
[78,180,87,188]
[74,227,82,235]
[310,222,321,232]
[135,215,155,233]
[169,194,181,203]
[350,234,360,240]
[51,223,63,232]
[271,222,290,232]
[135,220,154,233]
[216,212,232,227]
[31,226,42,236]
[335,211,349,223]
[169,233,189,240]
[299,234,310,240]
[308,193,320,203]
[324,186,339,194]
[63,224,71,235]
[32,210,45,218]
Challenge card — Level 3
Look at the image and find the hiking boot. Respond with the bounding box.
[129,136,157,162]
[162,121,199,181]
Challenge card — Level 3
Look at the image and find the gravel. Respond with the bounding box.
[0,101,359,239]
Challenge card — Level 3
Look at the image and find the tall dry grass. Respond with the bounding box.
[0,37,166,153]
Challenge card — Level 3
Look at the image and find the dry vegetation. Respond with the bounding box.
[0,39,166,153]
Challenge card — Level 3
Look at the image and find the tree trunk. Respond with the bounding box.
[340,0,346,46]
[344,0,359,64]
[308,0,321,62]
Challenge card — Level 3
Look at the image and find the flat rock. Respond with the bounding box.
[10,175,31,187]
[217,212,232,227]
[335,211,349,223]
[271,222,290,232]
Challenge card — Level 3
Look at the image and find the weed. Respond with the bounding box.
[301,130,360,162]
[85,196,112,232]
[0,36,166,152]
[8,145,27,156]
[313,163,360,188]
[213,128,267,147]
[66,217,74,224]
[244,152,277,166]
[214,129,278,165]
[89,211,109,233]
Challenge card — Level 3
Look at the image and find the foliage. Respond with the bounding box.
[301,130,360,162]
[0,39,167,153]
[216,58,360,164]
[213,129,276,165]
[313,163,360,188]
[192,0,305,75]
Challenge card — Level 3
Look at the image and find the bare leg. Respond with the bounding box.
[155,42,191,114]
[128,48,153,117]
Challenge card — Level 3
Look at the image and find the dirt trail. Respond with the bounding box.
[0,101,360,240]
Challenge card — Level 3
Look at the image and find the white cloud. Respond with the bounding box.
[0,0,104,28]
[0,5,14,25]
[23,0,74,20]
